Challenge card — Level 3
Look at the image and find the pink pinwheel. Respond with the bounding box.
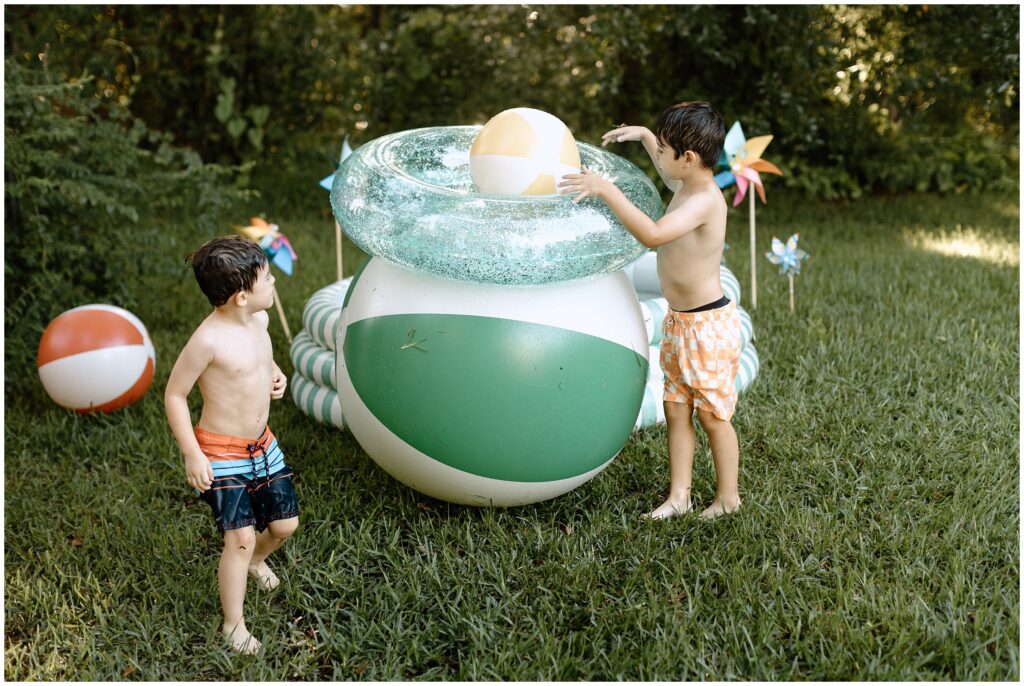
[235,217,297,341]
[715,122,784,207]
[238,217,297,276]
[714,121,784,309]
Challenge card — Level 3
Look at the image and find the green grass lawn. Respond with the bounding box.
[4,190,1019,680]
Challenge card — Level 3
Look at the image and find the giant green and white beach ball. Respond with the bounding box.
[336,258,649,506]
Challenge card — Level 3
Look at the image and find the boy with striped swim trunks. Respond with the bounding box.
[560,102,742,520]
[165,235,298,654]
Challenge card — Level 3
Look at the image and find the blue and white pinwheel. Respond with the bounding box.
[715,122,783,207]
[766,233,809,276]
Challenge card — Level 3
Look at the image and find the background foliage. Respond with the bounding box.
[3,7,1019,679]
[5,4,1019,214]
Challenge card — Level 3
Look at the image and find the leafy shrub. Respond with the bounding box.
[4,58,253,395]
[5,5,1018,210]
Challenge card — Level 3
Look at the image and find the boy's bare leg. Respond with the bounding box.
[644,401,696,519]
[248,517,298,591]
[696,409,741,519]
[220,527,260,654]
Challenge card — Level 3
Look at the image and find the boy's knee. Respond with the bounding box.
[664,400,693,420]
[224,527,257,552]
[696,408,730,431]
[269,517,298,540]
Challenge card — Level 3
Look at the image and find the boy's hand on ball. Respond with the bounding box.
[186,454,213,492]
[559,166,609,204]
[270,370,287,400]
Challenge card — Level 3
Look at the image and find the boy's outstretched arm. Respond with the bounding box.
[164,332,216,492]
[559,168,710,248]
[602,125,681,193]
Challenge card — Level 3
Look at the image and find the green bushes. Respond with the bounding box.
[6,5,1017,212]
[3,58,252,394]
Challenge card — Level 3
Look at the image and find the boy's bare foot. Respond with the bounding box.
[699,496,741,520]
[223,622,261,654]
[643,497,694,520]
[248,561,279,591]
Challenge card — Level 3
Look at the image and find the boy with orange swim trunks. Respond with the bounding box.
[560,101,741,520]
[165,235,298,654]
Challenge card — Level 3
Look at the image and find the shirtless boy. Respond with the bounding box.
[165,235,299,653]
[559,101,742,520]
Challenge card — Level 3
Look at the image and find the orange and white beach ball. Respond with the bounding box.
[37,304,156,413]
[469,107,581,195]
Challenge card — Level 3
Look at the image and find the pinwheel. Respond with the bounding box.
[238,217,296,275]
[715,122,783,206]
[236,217,298,341]
[715,121,784,309]
[320,136,354,281]
[765,233,809,312]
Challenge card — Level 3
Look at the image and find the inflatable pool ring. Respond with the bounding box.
[301,277,351,351]
[330,126,663,286]
[291,372,345,430]
[290,330,336,388]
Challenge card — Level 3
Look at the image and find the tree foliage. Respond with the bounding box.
[5,4,1019,212]
[4,57,252,391]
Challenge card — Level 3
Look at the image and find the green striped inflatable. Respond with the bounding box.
[291,373,344,430]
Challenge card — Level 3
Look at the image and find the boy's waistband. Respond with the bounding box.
[194,425,274,453]
[665,298,736,322]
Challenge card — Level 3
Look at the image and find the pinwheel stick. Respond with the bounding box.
[749,192,758,309]
[335,219,344,282]
[789,274,795,312]
[272,285,293,343]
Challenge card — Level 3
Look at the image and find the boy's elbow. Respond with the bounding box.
[637,231,663,249]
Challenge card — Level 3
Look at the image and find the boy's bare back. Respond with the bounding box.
[189,309,275,439]
[656,184,729,311]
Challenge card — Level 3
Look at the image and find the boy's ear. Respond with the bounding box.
[232,289,248,307]
[684,150,700,166]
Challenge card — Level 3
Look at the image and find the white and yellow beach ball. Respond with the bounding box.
[336,257,648,506]
[469,108,581,196]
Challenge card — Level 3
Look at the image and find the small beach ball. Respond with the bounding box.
[37,304,156,413]
[336,257,648,506]
[469,107,581,195]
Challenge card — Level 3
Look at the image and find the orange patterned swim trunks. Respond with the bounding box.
[660,299,743,421]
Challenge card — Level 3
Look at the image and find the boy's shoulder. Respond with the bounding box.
[185,313,223,355]
[666,182,726,219]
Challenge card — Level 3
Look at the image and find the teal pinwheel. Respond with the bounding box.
[320,135,355,281]
[319,135,354,191]
[766,233,809,275]
[766,233,809,311]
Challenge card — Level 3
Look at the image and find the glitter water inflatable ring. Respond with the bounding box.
[329,126,663,286]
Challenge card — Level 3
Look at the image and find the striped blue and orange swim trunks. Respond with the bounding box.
[193,425,298,532]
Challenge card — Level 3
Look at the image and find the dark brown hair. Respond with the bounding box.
[654,101,726,170]
[185,235,267,307]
